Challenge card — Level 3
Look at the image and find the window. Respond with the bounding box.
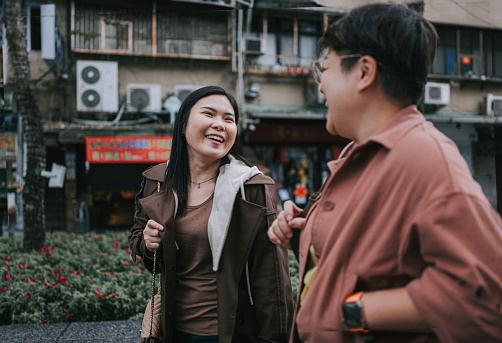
[298,20,321,67]
[484,31,502,78]
[25,3,41,52]
[432,26,502,79]
[157,11,228,57]
[73,6,151,53]
[244,14,323,72]
[72,5,229,59]
[269,17,294,65]
[100,19,133,52]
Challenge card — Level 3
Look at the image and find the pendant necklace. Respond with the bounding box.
[189,175,217,189]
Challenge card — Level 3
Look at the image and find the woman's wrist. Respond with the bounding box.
[358,288,431,332]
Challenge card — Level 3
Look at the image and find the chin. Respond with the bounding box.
[207,149,229,161]
[325,123,338,136]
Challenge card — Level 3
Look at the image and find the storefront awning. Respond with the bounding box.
[425,111,502,124]
[244,104,327,120]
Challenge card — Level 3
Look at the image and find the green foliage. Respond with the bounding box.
[0,232,150,324]
[0,232,301,325]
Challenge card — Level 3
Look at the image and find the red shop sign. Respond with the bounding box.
[85,136,172,163]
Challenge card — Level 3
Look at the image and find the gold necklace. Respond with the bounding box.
[189,175,217,189]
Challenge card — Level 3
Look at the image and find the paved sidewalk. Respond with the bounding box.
[0,320,142,342]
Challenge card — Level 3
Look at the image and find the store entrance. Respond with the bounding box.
[77,157,153,231]
[281,146,319,207]
[244,144,343,210]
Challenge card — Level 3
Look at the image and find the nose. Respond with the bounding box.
[211,117,225,131]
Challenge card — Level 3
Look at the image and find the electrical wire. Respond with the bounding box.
[441,0,493,27]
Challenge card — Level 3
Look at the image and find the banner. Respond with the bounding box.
[85,136,172,163]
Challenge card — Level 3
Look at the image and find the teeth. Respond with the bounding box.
[207,135,223,142]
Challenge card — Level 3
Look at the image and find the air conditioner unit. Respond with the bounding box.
[485,93,502,117]
[126,83,162,112]
[424,82,450,106]
[173,85,204,102]
[244,37,264,55]
[76,60,118,112]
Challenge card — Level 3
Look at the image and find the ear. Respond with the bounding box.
[356,56,379,92]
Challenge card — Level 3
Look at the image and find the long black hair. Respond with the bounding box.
[165,85,247,215]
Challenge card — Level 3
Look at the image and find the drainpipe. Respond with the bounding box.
[237,0,254,132]
[237,10,245,107]
[2,1,8,85]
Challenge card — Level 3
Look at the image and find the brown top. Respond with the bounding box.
[130,164,292,343]
[174,194,218,335]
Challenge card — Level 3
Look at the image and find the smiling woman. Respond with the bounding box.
[128,86,294,343]
[183,94,238,183]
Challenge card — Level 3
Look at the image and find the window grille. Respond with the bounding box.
[100,19,132,52]
[156,10,228,57]
[432,26,502,79]
[72,5,228,59]
[242,14,324,73]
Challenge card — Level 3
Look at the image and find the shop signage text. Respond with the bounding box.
[85,136,172,163]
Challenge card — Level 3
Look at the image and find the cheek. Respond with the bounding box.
[227,126,237,144]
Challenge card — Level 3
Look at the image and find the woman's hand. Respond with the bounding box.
[268,200,305,250]
[143,219,164,252]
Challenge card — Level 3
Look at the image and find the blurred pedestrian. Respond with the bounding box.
[268,4,502,343]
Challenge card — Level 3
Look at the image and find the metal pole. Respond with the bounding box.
[15,112,24,233]
[237,10,245,106]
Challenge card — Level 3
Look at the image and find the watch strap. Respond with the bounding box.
[343,291,370,333]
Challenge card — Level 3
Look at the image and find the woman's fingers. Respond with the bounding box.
[268,212,293,248]
[268,200,307,250]
[144,219,164,251]
[282,200,303,221]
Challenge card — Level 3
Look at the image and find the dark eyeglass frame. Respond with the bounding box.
[311,54,363,84]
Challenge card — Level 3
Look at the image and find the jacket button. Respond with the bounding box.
[237,315,244,324]
[322,201,334,211]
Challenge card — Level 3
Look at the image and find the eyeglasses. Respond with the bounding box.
[311,54,363,84]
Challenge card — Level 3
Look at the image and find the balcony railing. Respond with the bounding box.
[237,53,316,76]
[71,5,230,60]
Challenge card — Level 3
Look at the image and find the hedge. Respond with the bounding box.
[0,232,299,325]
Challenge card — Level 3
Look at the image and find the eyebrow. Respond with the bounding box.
[200,106,235,116]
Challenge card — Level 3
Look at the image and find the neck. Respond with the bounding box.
[188,159,221,183]
[353,96,412,143]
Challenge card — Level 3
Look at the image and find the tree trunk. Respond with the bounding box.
[4,0,46,251]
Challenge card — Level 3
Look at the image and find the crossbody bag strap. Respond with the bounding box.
[149,250,157,338]
[290,181,327,261]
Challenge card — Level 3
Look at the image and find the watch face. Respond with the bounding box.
[342,301,364,329]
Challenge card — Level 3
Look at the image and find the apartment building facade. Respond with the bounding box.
[2,0,501,232]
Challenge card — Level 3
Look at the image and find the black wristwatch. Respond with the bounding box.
[342,291,369,333]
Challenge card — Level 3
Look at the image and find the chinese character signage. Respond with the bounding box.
[85,136,172,163]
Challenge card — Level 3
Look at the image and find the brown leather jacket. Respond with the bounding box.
[129,163,293,343]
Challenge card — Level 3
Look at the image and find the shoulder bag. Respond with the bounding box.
[140,250,163,343]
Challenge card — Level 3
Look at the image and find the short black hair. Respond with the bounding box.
[165,85,243,215]
[318,3,438,105]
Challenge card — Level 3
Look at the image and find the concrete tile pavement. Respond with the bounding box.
[0,320,142,342]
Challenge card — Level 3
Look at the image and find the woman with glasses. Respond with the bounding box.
[269,4,502,343]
